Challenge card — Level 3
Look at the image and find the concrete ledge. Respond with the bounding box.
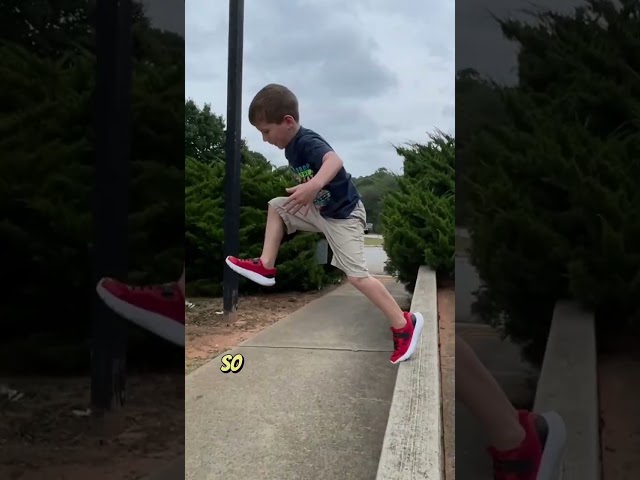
[376,266,443,479]
[533,300,599,480]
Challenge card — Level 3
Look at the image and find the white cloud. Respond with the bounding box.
[185,0,454,177]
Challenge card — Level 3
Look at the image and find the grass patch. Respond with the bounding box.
[364,236,384,247]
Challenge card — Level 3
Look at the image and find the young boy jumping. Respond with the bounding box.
[225,83,424,364]
[95,84,423,364]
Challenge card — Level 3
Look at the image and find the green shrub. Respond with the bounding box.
[0,7,185,372]
[465,1,640,364]
[353,168,399,231]
[381,132,455,291]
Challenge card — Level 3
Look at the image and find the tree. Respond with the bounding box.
[185,99,225,165]
[0,2,184,372]
[0,0,151,58]
[455,69,508,225]
[353,168,399,231]
[381,132,455,291]
[466,0,640,363]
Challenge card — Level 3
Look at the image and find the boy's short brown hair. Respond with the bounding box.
[248,84,299,125]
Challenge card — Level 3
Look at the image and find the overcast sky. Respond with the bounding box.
[181,0,454,177]
[456,0,583,84]
[144,0,585,176]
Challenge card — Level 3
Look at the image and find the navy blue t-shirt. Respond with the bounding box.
[284,127,361,219]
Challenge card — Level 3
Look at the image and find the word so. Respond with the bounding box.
[220,353,245,373]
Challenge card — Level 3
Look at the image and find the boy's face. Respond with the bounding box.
[254,115,298,149]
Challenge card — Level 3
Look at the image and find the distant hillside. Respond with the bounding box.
[353,168,399,232]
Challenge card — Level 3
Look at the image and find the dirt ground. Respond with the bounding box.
[438,287,455,480]
[599,334,640,480]
[0,373,184,480]
[0,281,368,479]
[185,284,341,373]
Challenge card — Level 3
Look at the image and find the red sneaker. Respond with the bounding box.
[225,256,277,286]
[390,311,424,364]
[490,410,566,480]
[96,278,185,347]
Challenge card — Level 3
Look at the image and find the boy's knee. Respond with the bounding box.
[268,197,288,210]
[347,275,369,286]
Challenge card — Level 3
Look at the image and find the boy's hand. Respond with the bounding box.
[284,182,320,215]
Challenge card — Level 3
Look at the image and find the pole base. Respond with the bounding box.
[90,407,126,440]
[223,310,238,324]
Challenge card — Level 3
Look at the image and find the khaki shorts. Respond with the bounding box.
[269,197,370,278]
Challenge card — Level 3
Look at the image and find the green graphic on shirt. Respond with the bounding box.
[291,163,331,207]
[315,189,331,207]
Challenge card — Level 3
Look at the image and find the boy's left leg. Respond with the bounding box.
[225,197,318,286]
[324,203,424,364]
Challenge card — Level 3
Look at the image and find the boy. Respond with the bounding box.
[225,83,423,364]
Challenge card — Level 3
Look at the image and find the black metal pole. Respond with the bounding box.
[91,0,131,419]
[223,0,244,322]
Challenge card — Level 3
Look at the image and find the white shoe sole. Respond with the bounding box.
[537,411,567,480]
[391,312,425,364]
[96,280,185,347]
[225,257,276,286]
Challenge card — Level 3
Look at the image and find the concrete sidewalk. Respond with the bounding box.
[185,277,410,480]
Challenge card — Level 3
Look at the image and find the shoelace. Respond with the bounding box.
[130,283,175,296]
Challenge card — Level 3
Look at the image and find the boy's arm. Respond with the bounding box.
[308,152,343,189]
[283,138,343,213]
